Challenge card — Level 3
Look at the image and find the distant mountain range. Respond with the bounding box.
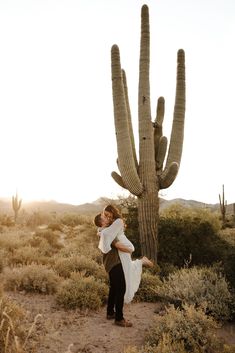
[0,197,234,216]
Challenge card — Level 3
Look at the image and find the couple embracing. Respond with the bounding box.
[94,204,153,327]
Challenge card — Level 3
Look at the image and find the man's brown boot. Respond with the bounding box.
[114,319,133,327]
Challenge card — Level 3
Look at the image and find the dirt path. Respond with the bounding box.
[7,292,160,353]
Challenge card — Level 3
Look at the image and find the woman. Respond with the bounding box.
[96,204,153,304]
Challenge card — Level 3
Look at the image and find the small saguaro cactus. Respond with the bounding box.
[12,192,22,223]
[219,184,227,228]
[233,203,235,225]
[110,4,186,262]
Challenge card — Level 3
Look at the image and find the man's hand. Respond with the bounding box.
[114,241,133,253]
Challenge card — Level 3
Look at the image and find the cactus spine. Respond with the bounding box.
[12,192,22,223]
[111,5,186,262]
[219,184,227,228]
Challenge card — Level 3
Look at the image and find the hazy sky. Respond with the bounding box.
[0,0,234,205]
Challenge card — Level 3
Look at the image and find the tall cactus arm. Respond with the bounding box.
[159,162,179,189]
[164,49,186,169]
[156,136,168,171]
[122,69,138,170]
[111,171,128,189]
[138,5,156,190]
[111,44,143,196]
[154,96,165,147]
[138,5,151,150]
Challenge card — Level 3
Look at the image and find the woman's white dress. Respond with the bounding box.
[98,218,142,304]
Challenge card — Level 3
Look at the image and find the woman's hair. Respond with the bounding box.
[104,204,122,220]
[93,213,102,227]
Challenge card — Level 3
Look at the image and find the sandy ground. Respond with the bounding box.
[7,291,235,353]
[7,292,161,353]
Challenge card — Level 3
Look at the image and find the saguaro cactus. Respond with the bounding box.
[12,192,22,223]
[110,5,186,262]
[219,184,227,228]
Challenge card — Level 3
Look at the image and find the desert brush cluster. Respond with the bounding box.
[0,198,234,352]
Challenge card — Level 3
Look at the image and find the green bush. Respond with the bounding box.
[158,266,232,321]
[158,216,222,266]
[145,304,223,353]
[135,272,163,302]
[56,273,108,310]
[223,252,235,289]
[7,245,54,266]
[4,264,61,294]
[54,255,107,281]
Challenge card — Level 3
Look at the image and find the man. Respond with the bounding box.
[94,213,133,327]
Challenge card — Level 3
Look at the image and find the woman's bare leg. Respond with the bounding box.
[141,256,154,267]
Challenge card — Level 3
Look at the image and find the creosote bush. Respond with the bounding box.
[56,273,108,310]
[4,264,61,294]
[145,304,223,353]
[158,266,232,321]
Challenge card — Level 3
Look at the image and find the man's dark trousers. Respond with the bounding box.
[107,263,126,321]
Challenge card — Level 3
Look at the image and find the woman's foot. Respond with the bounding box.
[141,256,154,267]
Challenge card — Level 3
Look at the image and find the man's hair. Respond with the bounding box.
[94,213,102,227]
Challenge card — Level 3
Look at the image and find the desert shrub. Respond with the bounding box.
[158,212,235,289]
[25,211,55,227]
[161,204,221,232]
[158,266,232,321]
[28,231,63,259]
[54,255,107,281]
[59,241,103,264]
[7,245,53,267]
[4,264,61,294]
[33,229,63,249]
[7,245,41,266]
[220,229,235,247]
[158,216,220,266]
[47,222,63,231]
[118,202,234,271]
[145,304,223,353]
[0,256,3,273]
[0,214,14,227]
[223,345,235,353]
[56,273,108,310]
[0,293,26,353]
[134,272,163,302]
[124,338,188,353]
[59,213,91,227]
[223,252,235,289]
[0,232,27,252]
[158,262,179,278]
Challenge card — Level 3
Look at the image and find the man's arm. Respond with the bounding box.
[113,241,133,253]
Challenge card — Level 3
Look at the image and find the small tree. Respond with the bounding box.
[12,192,22,223]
